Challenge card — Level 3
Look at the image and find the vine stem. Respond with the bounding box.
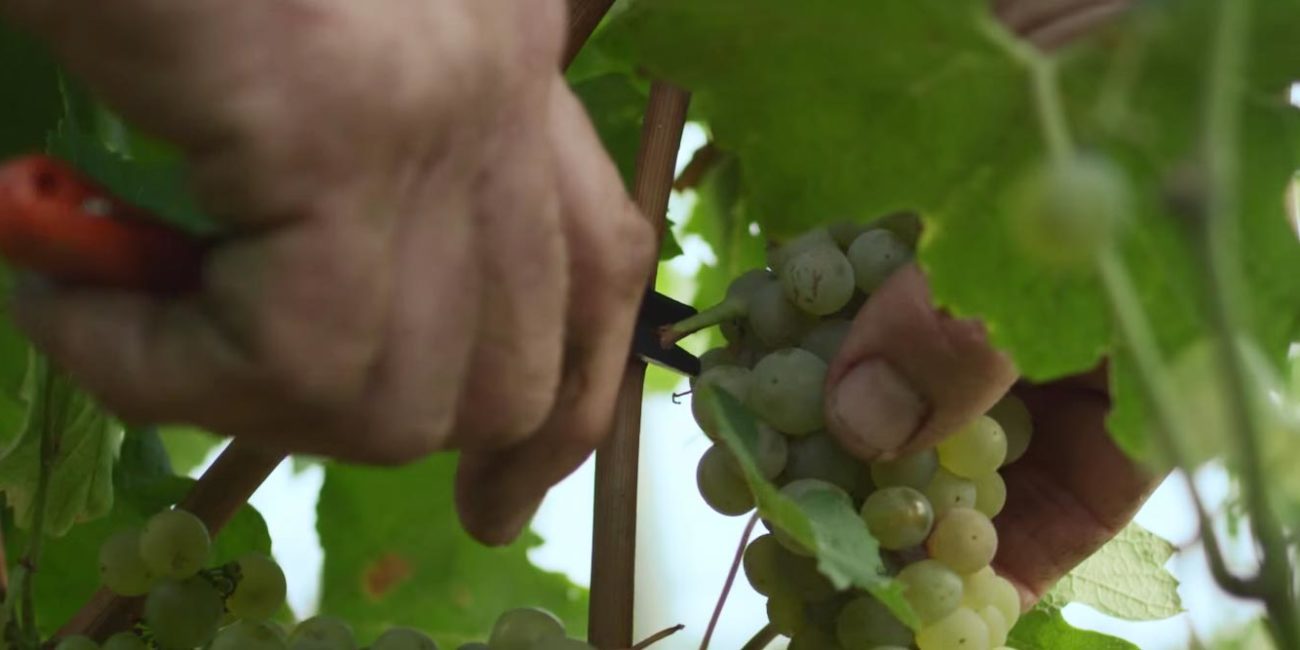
[563,0,616,67]
[1198,0,1299,643]
[629,624,685,650]
[700,515,757,650]
[738,624,777,650]
[588,81,690,650]
[58,440,285,640]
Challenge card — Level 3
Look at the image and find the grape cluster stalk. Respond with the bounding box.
[62,508,587,650]
[679,217,1034,650]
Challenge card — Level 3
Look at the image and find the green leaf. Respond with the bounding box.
[156,427,226,477]
[0,368,120,537]
[1042,524,1182,621]
[1008,605,1140,650]
[699,387,915,628]
[683,155,767,326]
[317,455,588,647]
[0,20,61,158]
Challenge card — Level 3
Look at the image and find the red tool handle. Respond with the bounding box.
[0,155,205,294]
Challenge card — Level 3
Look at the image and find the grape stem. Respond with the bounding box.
[628,624,686,650]
[659,299,745,348]
[562,0,615,67]
[699,514,758,650]
[738,624,777,650]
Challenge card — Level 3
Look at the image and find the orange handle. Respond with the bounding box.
[0,155,205,294]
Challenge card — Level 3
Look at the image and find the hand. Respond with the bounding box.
[0,0,655,544]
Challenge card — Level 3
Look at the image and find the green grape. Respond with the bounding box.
[860,487,934,550]
[1007,154,1131,270]
[55,636,98,650]
[102,632,148,650]
[828,221,869,250]
[289,616,358,650]
[213,620,289,650]
[924,468,977,518]
[988,394,1033,466]
[766,593,807,637]
[748,279,816,348]
[937,416,1007,479]
[99,528,155,596]
[696,445,755,516]
[229,552,288,621]
[372,627,439,650]
[847,229,912,293]
[870,450,938,491]
[781,434,868,496]
[768,229,836,275]
[752,422,790,479]
[789,625,843,650]
[488,608,565,650]
[691,366,753,439]
[697,347,740,374]
[801,319,852,364]
[916,607,990,650]
[835,595,913,649]
[144,577,225,649]
[897,559,963,624]
[531,637,594,650]
[978,605,1009,647]
[780,242,856,316]
[744,534,834,601]
[961,569,1021,628]
[972,473,1007,518]
[750,348,827,435]
[139,508,212,579]
[927,508,998,574]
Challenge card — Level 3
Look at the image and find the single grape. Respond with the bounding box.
[229,552,288,621]
[696,445,755,516]
[55,636,98,650]
[972,473,1007,518]
[751,422,790,479]
[847,229,912,293]
[766,593,807,637]
[961,568,1021,627]
[870,450,938,491]
[144,577,225,649]
[801,319,852,364]
[213,620,289,650]
[101,632,148,650]
[978,605,1009,647]
[488,608,565,650]
[915,607,990,650]
[531,637,594,650]
[780,243,856,316]
[371,627,439,650]
[691,366,753,439]
[99,528,155,596]
[781,433,868,497]
[897,559,963,624]
[788,625,843,650]
[937,416,1007,479]
[139,508,212,579]
[988,394,1033,466]
[697,347,740,375]
[835,595,914,649]
[745,534,834,601]
[828,221,869,250]
[102,632,148,650]
[1007,154,1131,269]
[924,468,977,518]
[769,229,836,274]
[861,487,934,550]
[289,616,358,650]
[748,279,816,348]
[928,508,999,574]
[750,348,827,435]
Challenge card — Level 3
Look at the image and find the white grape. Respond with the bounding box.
[861,486,934,550]
[871,449,938,491]
[691,366,753,439]
[782,433,869,497]
[696,445,755,516]
[897,559,963,624]
[801,319,853,364]
[937,416,1007,479]
[748,279,816,348]
[972,472,1007,518]
[924,468,977,518]
[915,607,990,650]
[749,348,827,435]
[988,394,1033,466]
[848,229,912,293]
[780,243,856,316]
[928,508,998,574]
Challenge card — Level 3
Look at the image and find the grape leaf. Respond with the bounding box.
[1008,605,1140,650]
[698,388,916,628]
[1042,524,1182,621]
[0,20,61,158]
[317,455,588,647]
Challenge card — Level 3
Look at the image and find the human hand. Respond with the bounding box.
[0,0,654,544]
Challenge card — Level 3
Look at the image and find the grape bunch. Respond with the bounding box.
[677,216,1034,650]
[64,507,448,650]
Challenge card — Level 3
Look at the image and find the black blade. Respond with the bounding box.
[632,289,700,377]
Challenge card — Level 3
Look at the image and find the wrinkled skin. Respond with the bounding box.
[0,0,1147,604]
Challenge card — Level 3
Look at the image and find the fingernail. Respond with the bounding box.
[830,360,926,460]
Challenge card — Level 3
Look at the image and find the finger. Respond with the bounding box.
[455,78,654,545]
[824,265,1018,461]
[994,376,1161,605]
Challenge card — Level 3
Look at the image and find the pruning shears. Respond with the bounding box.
[0,154,701,377]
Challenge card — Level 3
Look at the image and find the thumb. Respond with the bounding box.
[824,265,1017,461]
